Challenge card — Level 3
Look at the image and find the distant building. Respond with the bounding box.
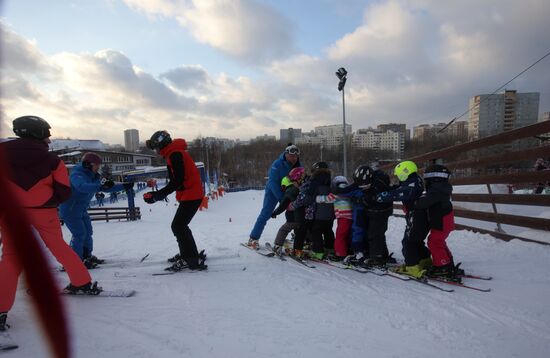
[251,134,277,142]
[124,129,140,152]
[314,124,352,137]
[280,128,302,144]
[56,149,155,176]
[49,139,105,151]
[353,128,405,157]
[413,121,468,143]
[468,90,540,140]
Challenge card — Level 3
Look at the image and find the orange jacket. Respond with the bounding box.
[1,138,71,208]
[158,139,204,201]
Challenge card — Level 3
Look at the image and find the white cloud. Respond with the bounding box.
[122,0,295,63]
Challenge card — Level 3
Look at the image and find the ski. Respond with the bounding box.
[264,243,287,261]
[458,273,492,281]
[313,258,369,273]
[288,255,316,268]
[63,289,136,298]
[428,277,491,292]
[0,332,18,351]
[388,271,455,292]
[240,243,275,257]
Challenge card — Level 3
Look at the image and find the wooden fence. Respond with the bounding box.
[381,120,550,246]
[88,207,141,222]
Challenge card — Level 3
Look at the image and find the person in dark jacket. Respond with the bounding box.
[143,130,206,271]
[270,167,306,255]
[356,167,394,267]
[248,144,301,249]
[415,164,461,280]
[376,161,428,278]
[1,116,100,326]
[289,162,335,260]
[59,152,127,268]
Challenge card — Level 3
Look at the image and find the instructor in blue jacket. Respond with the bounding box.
[59,152,132,268]
[247,144,301,248]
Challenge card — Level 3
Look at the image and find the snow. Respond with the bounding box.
[6,190,550,357]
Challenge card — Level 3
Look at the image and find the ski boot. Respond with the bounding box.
[87,255,105,265]
[165,259,189,272]
[310,251,325,260]
[291,249,304,258]
[418,257,433,270]
[326,254,345,262]
[83,258,98,270]
[343,252,365,266]
[272,244,284,256]
[361,256,387,269]
[63,281,102,295]
[427,263,462,283]
[0,312,8,331]
[247,238,259,250]
[392,264,427,279]
[169,250,206,263]
[453,262,465,276]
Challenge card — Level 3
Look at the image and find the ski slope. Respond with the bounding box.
[6,190,550,357]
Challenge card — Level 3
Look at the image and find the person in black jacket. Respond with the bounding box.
[359,167,395,267]
[415,164,462,280]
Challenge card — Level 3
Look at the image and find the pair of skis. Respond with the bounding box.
[240,242,316,268]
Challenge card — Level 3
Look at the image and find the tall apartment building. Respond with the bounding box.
[468,90,540,140]
[413,121,468,142]
[124,129,140,152]
[314,124,352,137]
[353,128,405,157]
[280,128,302,144]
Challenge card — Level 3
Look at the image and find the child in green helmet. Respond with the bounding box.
[375,160,431,278]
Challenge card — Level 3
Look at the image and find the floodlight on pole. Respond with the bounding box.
[336,67,348,177]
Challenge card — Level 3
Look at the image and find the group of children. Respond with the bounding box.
[270,159,463,281]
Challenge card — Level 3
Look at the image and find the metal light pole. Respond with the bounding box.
[336,67,348,177]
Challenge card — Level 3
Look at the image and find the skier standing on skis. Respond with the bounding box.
[414,164,462,280]
[270,167,306,255]
[59,152,130,268]
[247,144,301,249]
[1,116,101,330]
[376,161,429,278]
[143,130,207,271]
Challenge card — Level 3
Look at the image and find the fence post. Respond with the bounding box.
[486,184,504,233]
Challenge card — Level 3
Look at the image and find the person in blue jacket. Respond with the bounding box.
[59,152,132,268]
[247,144,301,248]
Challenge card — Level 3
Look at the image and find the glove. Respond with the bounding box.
[271,212,277,219]
[143,192,157,204]
[376,191,389,203]
[286,203,295,211]
[123,182,134,190]
[100,178,115,190]
[327,193,336,202]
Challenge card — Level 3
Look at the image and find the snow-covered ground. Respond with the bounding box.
[6,190,550,358]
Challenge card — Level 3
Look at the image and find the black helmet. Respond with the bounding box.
[424,164,451,183]
[146,130,172,150]
[311,161,329,172]
[13,115,51,140]
[353,165,373,185]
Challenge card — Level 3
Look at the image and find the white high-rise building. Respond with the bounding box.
[353,128,405,157]
[124,129,140,152]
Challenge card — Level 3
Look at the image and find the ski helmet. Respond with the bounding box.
[394,161,418,182]
[281,176,293,189]
[82,152,102,170]
[352,165,373,185]
[146,130,172,150]
[332,175,348,189]
[423,164,451,183]
[284,144,300,156]
[12,115,51,140]
[288,167,305,182]
[311,161,329,173]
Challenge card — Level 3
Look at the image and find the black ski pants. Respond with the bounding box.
[293,220,313,251]
[366,211,390,259]
[402,209,431,266]
[311,219,335,254]
[171,199,202,268]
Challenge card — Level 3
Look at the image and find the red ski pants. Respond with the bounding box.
[0,208,91,312]
[427,212,455,267]
[334,218,352,257]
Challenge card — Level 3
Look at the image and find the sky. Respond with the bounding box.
[1,0,550,145]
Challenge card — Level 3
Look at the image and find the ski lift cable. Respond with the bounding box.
[438,49,550,133]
